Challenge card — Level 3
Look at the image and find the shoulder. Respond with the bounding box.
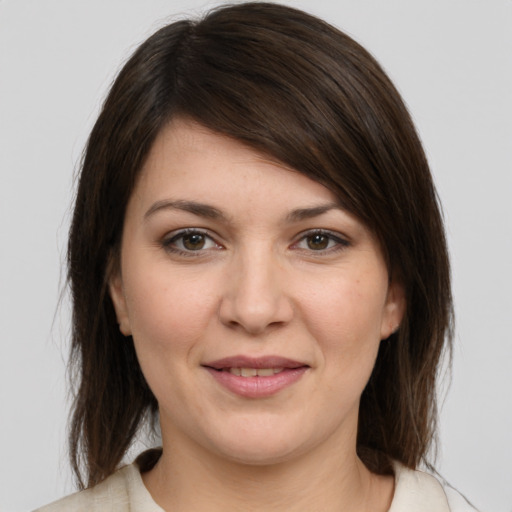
[33,466,132,512]
[390,462,479,512]
[444,485,481,512]
[33,464,162,512]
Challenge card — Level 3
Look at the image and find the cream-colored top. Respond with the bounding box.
[34,462,477,512]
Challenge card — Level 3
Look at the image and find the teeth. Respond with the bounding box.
[255,368,275,377]
[228,367,285,377]
[240,368,258,377]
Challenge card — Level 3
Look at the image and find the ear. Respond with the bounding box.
[380,279,406,340]
[108,271,132,337]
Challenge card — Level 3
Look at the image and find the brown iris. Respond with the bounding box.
[307,234,330,250]
[182,233,206,250]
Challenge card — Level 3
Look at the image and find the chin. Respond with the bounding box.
[215,441,303,467]
[202,419,318,467]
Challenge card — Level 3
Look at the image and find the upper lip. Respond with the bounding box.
[203,356,308,370]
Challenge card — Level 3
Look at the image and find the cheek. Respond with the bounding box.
[303,276,387,331]
[121,262,222,407]
[122,261,219,357]
[298,272,388,367]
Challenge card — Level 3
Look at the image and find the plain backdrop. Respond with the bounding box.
[1,1,511,511]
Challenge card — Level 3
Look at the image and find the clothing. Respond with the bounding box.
[34,460,478,512]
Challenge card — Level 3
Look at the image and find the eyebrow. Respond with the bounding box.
[144,199,345,223]
[144,199,228,221]
[285,202,345,222]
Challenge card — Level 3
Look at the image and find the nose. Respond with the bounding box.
[218,247,294,335]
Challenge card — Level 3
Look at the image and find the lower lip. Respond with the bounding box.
[204,367,308,398]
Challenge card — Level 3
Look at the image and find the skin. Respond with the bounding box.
[110,118,405,511]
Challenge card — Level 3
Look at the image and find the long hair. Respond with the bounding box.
[68,2,453,488]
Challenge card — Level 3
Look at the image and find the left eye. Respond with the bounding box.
[164,230,219,252]
[294,231,348,252]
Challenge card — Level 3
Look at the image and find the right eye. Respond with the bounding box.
[162,229,222,255]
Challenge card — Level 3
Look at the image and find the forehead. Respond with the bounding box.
[130,118,341,218]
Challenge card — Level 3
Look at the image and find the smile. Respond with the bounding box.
[225,367,284,377]
[203,356,309,398]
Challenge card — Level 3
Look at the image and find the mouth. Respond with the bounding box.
[222,367,285,377]
[202,356,309,398]
[203,355,308,373]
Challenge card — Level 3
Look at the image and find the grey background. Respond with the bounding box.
[1,1,511,510]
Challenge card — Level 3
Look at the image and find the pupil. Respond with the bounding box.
[308,234,328,250]
[183,233,205,250]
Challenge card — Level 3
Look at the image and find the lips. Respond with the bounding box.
[202,356,309,398]
[203,355,306,371]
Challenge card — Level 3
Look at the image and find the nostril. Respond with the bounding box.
[217,271,294,334]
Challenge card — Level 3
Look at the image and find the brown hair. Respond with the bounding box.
[68,1,453,488]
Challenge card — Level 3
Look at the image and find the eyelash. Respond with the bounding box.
[161,228,221,257]
[161,228,350,257]
[292,229,350,255]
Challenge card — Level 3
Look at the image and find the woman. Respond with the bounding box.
[36,2,476,511]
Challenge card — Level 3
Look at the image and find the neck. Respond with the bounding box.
[142,429,393,512]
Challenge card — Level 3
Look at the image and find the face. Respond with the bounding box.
[110,119,404,466]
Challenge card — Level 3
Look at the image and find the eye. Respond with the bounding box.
[162,229,221,254]
[293,230,349,253]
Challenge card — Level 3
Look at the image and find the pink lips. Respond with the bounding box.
[203,356,309,398]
